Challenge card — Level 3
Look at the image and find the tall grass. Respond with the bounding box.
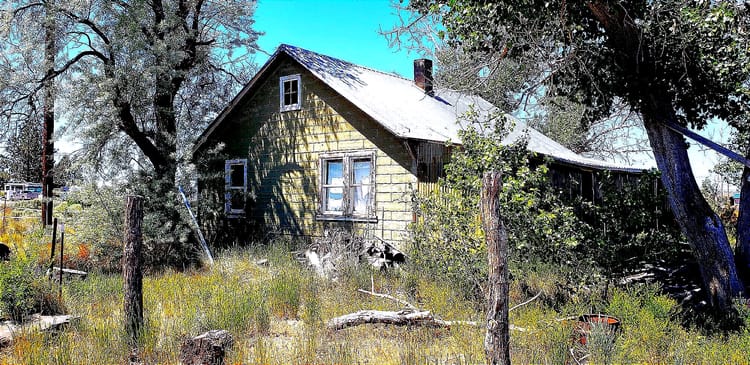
[2,241,750,364]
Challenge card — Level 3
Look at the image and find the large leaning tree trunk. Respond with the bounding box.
[736,151,750,285]
[585,1,746,311]
[641,97,744,310]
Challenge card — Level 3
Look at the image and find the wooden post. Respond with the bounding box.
[481,171,510,365]
[58,223,65,300]
[49,218,58,272]
[123,195,144,345]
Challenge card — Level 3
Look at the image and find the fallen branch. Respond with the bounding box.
[350,288,530,331]
[328,309,439,330]
[327,309,527,332]
[357,289,418,310]
[509,291,542,312]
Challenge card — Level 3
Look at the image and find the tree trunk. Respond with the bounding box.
[735,152,750,288]
[481,171,510,365]
[41,0,55,226]
[124,195,144,345]
[642,98,744,310]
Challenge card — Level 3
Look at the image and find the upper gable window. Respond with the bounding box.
[280,74,301,111]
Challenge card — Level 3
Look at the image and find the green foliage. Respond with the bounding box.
[605,284,681,363]
[409,109,685,305]
[410,110,587,299]
[57,184,123,272]
[0,254,64,321]
[59,180,204,271]
[410,1,750,129]
[576,170,685,276]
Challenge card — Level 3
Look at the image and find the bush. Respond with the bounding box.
[409,111,591,300]
[0,255,65,321]
[57,184,124,272]
[574,170,685,277]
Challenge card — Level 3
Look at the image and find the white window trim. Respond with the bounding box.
[317,150,377,222]
[279,74,302,112]
[225,158,248,218]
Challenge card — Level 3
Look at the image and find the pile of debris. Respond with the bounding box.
[298,229,405,279]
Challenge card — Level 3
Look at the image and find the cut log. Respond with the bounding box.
[179,329,234,365]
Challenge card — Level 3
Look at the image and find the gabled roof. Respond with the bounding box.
[195,44,643,172]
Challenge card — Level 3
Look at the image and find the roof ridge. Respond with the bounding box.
[279,43,412,82]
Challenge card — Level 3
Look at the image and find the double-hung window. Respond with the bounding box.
[279,74,301,111]
[225,159,247,217]
[319,152,375,220]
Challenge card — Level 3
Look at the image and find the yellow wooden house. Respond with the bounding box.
[192,44,639,246]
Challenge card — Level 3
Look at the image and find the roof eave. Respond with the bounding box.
[192,47,289,156]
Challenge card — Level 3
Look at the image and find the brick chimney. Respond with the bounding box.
[413,59,433,95]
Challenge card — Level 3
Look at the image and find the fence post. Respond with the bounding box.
[481,171,510,365]
[123,195,144,345]
[49,217,58,272]
[58,223,64,300]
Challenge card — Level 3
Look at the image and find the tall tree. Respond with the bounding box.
[2,116,43,182]
[2,0,259,265]
[408,0,750,311]
[41,0,56,226]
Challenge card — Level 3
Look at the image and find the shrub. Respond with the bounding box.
[409,111,591,300]
[0,255,65,321]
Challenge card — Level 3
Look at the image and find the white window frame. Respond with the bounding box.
[279,74,302,112]
[317,151,376,221]
[225,159,248,218]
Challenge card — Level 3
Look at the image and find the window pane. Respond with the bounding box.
[352,159,371,184]
[325,160,343,184]
[324,187,343,211]
[229,190,244,211]
[352,159,372,214]
[229,164,244,187]
[352,185,370,214]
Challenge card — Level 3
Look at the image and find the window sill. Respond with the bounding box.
[280,105,301,112]
[315,214,377,223]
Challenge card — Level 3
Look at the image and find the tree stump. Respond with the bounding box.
[179,330,234,365]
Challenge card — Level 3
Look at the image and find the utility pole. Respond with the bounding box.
[42,0,56,226]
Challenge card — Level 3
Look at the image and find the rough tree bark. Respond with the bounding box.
[641,99,744,310]
[41,0,55,226]
[481,171,510,365]
[124,195,144,345]
[736,153,750,287]
[586,0,745,311]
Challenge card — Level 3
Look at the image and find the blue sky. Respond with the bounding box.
[250,0,739,187]
[253,0,416,77]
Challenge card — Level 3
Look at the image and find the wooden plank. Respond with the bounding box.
[665,121,750,168]
[0,315,78,347]
[48,267,88,279]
